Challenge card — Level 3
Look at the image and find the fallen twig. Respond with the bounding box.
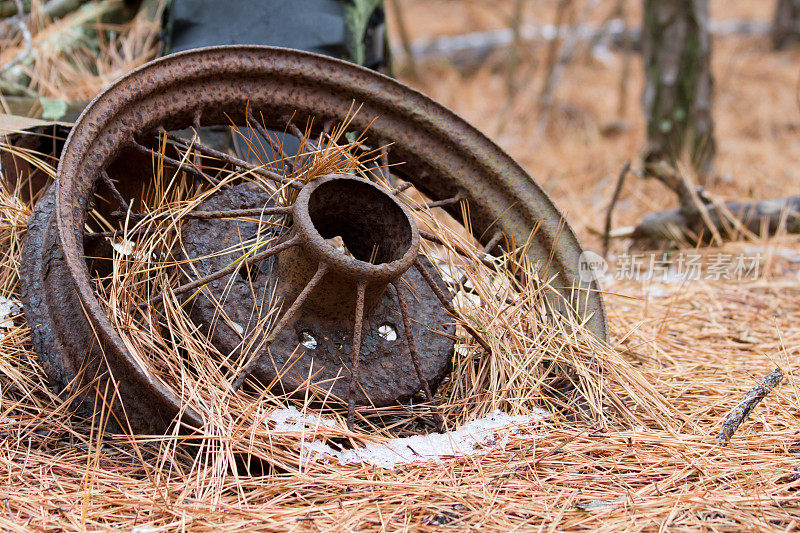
[603,160,630,257]
[716,367,783,446]
[402,19,769,64]
[631,194,800,243]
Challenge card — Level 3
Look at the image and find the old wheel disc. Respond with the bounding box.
[20,46,607,433]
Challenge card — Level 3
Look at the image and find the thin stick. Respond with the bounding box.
[231,262,330,392]
[496,0,526,134]
[603,160,630,257]
[347,282,367,431]
[716,367,783,446]
[413,258,494,355]
[143,235,300,308]
[537,0,601,139]
[111,206,291,222]
[415,193,465,211]
[615,0,632,119]
[392,281,445,432]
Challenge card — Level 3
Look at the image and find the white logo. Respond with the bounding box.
[577,251,608,283]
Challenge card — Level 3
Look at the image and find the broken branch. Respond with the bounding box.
[716,367,783,446]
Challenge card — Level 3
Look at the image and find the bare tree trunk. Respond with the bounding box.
[642,0,714,177]
[772,0,800,49]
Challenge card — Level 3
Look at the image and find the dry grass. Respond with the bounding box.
[1,113,799,532]
[2,0,800,530]
[0,0,165,105]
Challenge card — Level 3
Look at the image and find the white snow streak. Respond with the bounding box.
[0,296,21,330]
[269,408,549,470]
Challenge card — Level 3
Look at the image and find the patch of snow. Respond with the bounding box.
[432,261,464,285]
[111,240,135,256]
[302,409,548,470]
[576,495,626,511]
[0,296,21,330]
[131,527,160,533]
[267,406,336,432]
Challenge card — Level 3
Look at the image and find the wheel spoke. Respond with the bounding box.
[347,281,367,431]
[455,230,503,289]
[192,113,202,136]
[143,234,300,308]
[86,227,159,240]
[130,139,219,185]
[419,229,499,269]
[111,206,292,222]
[190,114,204,192]
[230,261,329,392]
[362,155,385,184]
[392,281,445,432]
[99,170,132,212]
[448,231,515,304]
[320,119,334,145]
[414,192,465,211]
[379,144,391,182]
[413,258,494,355]
[392,181,413,195]
[160,129,300,189]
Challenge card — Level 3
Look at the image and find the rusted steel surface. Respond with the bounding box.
[18,46,606,433]
[183,175,455,406]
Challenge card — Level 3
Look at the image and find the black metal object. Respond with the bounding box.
[163,0,389,71]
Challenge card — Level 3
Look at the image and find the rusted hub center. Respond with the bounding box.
[181,174,454,406]
[280,174,420,318]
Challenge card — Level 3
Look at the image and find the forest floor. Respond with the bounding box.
[1,0,800,531]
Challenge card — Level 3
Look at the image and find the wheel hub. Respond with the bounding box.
[182,174,455,405]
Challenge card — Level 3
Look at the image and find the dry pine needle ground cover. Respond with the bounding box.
[2,0,800,530]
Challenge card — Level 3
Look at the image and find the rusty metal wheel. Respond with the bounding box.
[20,46,606,434]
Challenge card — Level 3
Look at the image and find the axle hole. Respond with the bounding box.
[299,330,317,349]
[307,179,412,264]
[377,323,398,342]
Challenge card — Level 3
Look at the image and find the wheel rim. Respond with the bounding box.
[22,46,607,433]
